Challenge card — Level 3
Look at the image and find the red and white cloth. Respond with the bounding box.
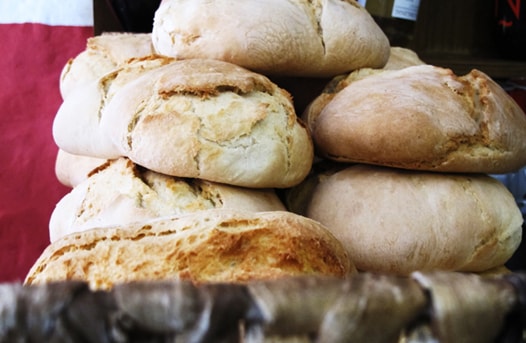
[0,0,93,282]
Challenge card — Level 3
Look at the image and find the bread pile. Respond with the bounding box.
[25,0,525,290]
[292,56,526,275]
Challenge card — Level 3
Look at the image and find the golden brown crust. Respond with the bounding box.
[26,210,355,290]
[304,65,526,174]
[49,157,287,242]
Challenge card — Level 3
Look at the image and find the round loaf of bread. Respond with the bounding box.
[27,209,355,290]
[383,47,426,70]
[99,58,314,188]
[54,56,176,159]
[55,149,108,188]
[300,164,523,275]
[60,32,155,98]
[304,65,526,174]
[49,158,287,242]
[151,0,390,77]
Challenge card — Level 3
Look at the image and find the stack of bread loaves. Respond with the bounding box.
[25,0,394,290]
[290,59,526,275]
[25,0,525,291]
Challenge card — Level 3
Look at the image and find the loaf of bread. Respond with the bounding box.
[55,149,107,187]
[49,157,287,242]
[151,0,390,77]
[303,65,526,174]
[60,32,156,98]
[291,163,523,275]
[98,58,314,188]
[54,58,313,188]
[27,209,356,290]
[383,46,426,70]
[54,55,175,159]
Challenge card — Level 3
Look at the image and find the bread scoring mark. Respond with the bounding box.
[126,100,148,150]
[297,0,326,55]
[158,83,273,99]
[98,72,117,122]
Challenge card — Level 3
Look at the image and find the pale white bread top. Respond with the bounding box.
[53,56,176,159]
[304,65,526,173]
[100,59,314,188]
[303,164,523,274]
[60,32,156,99]
[151,0,390,77]
[49,158,287,242]
[55,149,108,188]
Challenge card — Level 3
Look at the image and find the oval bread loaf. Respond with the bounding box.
[304,65,526,174]
[49,158,287,242]
[53,56,176,159]
[60,32,155,98]
[99,58,314,188]
[300,164,523,275]
[55,149,108,188]
[151,0,390,77]
[27,209,356,290]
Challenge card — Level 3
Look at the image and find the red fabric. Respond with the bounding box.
[0,23,93,282]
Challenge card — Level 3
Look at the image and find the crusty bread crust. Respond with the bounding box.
[54,149,108,188]
[50,158,287,242]
[100,59,314,188]
[151,0,390,77]
[304,65,526,174]
[383,47,426,70]
[301,164,523,274]
[54,56,176,159]
[27,209,355,290]
[60,32,155,98]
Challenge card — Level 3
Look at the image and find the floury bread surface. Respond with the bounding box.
[54,58,313,188]
[54,56,176,159]
[28,209,355,290]
[151,0,390,77]
[99,59,314,188]
[54,149,107,188]
[304,65,526,174]
[297,164,523,275]
[49,158,286,242]
[59,32,156,98]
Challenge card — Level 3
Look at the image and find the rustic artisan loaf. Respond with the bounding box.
[53,56,175,159]
[97,58,314,188]
[151,0,390,77]
[295,164,523,275]
[55,149,107,187]
[27,209,355,290]
[49,158,287,242]
[303,65,526,173]
[60,32,156,98]
[383,46,426,70]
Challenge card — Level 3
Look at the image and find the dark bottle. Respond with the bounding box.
[107,0,162,33]
[359,0,421,47]
[495,0,526,60]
